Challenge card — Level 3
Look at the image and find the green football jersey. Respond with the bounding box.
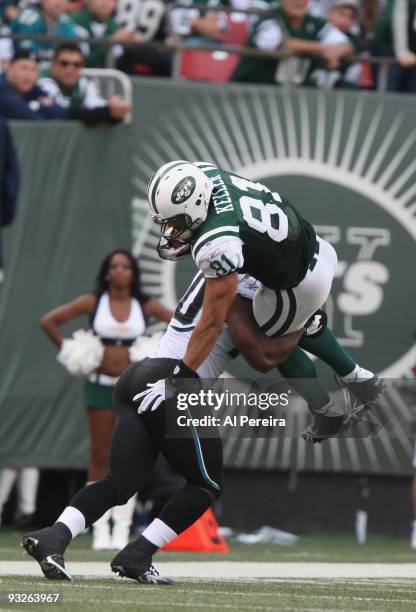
[71,9,119,68]
[373,0,416,55]
[232,11,330,85]
[191,163,317,290]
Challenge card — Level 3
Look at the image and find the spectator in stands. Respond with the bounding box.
[169,0,229,46]
[0,116,19,283]
[372,0,416,92]
[0,49,67,119]
[328,0,362,86]
[231,0,354,87]
[71,0,138,68]
[10,0,77,66]
[37,43,131,124]
[1,0,21,24]
[0,48,129,125]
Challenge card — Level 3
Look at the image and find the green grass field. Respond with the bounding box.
[1,529,416,611]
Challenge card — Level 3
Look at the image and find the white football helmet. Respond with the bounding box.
[147,161,213,260]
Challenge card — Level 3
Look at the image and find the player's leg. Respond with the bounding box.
[290,237,384,402]
[110,404,223,582]
[254,236,384,417]
[21,360,167,580]
[278,347,345,442]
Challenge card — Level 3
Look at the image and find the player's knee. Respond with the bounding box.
[196,482,222,501]
[105,471,137,505]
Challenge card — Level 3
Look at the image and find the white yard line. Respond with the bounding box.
[2,561,416,579]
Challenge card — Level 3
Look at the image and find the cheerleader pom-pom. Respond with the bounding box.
[57,329,104,376]
[129,332,164,363]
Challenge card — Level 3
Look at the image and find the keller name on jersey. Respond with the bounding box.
[191,163,317,290]
[211,174,233,213]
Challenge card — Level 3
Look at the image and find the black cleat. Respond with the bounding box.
[343,375,386,423]
[21,524,72,581]
[302,413,345,444]
[111,542,173,585]
[302,400,345,444]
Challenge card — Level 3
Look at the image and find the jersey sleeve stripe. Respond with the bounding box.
[261,289,297,337]
[260,291,284,334]
[170,324,196,332]
[273,289,297,336]
[192,226,240,257]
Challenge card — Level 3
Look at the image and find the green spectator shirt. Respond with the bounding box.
[38,70,106,109]
[10,7,77,62]
[232,9,349,85]
[71,8,119,67]
[373,0,416,55]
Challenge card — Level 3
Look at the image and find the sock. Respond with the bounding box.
[341,365,374,383]
[300,328,356,377]
[70,480,118,527]
[278,347,331,410]
[141,518,177,548]
[56,506,86,539]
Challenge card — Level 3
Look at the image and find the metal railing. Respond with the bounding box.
[82,68,133,124]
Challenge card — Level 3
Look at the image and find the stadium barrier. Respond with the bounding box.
[0,79,415,477]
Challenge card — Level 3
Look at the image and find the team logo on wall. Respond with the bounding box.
[132,88,416,378]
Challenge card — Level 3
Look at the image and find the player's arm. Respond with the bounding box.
[227,296,303,372]
[182,272,238,371]
[40,293,96,347]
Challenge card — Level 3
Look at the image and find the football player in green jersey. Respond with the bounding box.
[139,160,385,438]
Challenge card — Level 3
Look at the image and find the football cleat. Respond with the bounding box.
[21,525,72,581]
[342,375,387,423]
[111,541,173,585]
[302,412,344,444]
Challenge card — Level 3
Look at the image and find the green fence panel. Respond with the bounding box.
[0,123,132,468]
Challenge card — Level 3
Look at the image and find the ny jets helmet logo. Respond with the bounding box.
[171,176,196,204]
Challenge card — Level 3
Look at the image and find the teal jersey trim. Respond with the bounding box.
[185,407,221,492]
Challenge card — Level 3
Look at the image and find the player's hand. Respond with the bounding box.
[133,360,199,414]
[133,379,176,414]
[304,309,327,338]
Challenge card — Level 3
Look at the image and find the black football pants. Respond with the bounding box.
[70,358,223,536]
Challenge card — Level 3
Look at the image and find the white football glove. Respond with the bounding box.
[133,379,172,414]
[133,360,199,415]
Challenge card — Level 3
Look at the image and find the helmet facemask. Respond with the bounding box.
[155,213,201,261]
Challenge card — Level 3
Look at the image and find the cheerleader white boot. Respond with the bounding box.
[111,495,136,550]
[0,468,18,526]
[92,509,112,550]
